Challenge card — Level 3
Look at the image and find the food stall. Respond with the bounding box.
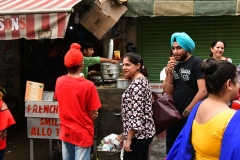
[0,0,83,128]
[0,0,131,159]
[24,79,127,160]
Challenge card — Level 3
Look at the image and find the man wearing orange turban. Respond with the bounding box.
[54,43,101,160]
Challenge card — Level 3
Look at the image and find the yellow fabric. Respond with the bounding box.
[191,110,234,160]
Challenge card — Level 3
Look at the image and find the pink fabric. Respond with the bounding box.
[0,100,16,149]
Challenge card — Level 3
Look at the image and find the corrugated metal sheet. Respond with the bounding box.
[137,16,240,82]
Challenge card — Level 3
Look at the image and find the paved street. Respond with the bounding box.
[4,126,52,160]
[3,125,166,160]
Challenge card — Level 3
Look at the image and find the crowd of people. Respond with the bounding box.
[53,43,156,159]
[2,31,240,160]
[53,34,240,160]
[163,33,240,160]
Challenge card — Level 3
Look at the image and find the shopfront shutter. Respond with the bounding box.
[137,16,240,83]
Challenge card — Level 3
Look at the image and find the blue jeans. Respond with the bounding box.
[62,141,91,160]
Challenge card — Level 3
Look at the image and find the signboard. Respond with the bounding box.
[150,83,164,99]
[150,83,163,93]
[27,118,60,139]
[25,81,44,101]
[25,101,59,118]
[25,101,59,139]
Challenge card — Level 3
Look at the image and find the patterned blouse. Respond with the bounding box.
[121,77,156,139]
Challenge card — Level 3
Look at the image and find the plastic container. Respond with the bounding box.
[108,39,114,59]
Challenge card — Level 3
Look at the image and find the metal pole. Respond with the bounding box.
[49,139,53,156]
[30,139,34,160]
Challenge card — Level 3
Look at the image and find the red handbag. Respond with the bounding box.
[152,92,182,135]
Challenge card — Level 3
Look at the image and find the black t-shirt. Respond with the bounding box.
[172,56,204,114]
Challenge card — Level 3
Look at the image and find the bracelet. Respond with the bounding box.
[183,109,190,116]
[165,83,173,87]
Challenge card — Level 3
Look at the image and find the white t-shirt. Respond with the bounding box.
[160,67,166,81]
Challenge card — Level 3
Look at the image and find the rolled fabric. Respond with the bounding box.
[170,32,195,53]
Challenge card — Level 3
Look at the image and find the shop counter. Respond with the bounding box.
[96,88,125,146]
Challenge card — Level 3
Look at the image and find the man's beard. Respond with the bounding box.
[178,51,188,62]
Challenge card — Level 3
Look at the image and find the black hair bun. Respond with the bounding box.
[200,57,218,75]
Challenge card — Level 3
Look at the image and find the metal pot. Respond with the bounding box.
[116,79,130,88]
[89,76,102,86]
[100,63,119,70]
[100,69,119,74]
[101,73,119,80]
[101,63,120,80]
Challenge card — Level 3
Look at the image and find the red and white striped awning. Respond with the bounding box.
[0,0,82,40]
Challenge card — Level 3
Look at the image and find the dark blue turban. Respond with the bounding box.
[170,32,195,53]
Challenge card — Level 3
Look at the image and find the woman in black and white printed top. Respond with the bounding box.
[121,52,155,160]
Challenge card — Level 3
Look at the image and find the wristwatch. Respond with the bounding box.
[183,109,190,116]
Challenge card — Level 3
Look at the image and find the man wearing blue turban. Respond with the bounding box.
[171,32,195,53]
[163,32,207,155]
